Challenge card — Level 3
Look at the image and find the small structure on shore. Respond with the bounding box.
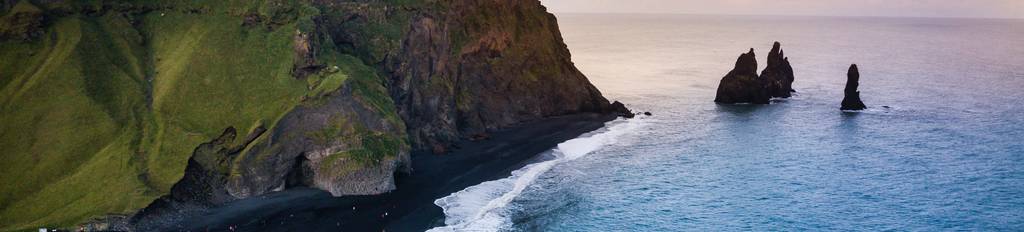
[841,64,867,111]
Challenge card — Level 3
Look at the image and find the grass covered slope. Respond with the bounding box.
[141,8,306,193]
[0,0,412,230]
[0,13,155,229]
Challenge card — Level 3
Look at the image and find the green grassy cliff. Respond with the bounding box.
[0,0,414,230]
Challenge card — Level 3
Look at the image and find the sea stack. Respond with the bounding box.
[841,64,868,110]
[714,42,798,104]
[760,42,796,98]
[714,48,770,104]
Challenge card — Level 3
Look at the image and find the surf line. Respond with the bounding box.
[428,118,644,232]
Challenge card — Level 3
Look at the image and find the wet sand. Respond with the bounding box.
[163,113,618,231]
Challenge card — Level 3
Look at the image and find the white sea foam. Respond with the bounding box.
[427,118,643,232]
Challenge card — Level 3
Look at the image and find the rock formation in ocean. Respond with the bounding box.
[714,49,770,104]
[761,42,796,98]
[0,0,629,230]
[841,64,868,111]
[714,42,797,104]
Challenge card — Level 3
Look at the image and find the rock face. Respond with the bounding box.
[714,42,797,104]
[228,84,410,198]
[841,64,867,110]
[714,49,769,104]
[761,42,796,98]
[383,0,630,152]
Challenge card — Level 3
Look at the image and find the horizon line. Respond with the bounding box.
[546,11,1024,21]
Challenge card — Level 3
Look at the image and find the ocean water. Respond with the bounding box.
[431,14,1024,231]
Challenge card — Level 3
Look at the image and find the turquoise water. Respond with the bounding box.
[431,15,1024,231]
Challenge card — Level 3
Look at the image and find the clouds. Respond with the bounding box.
[539,0,1024,19]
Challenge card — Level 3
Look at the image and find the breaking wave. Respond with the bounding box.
[427,119,644,232]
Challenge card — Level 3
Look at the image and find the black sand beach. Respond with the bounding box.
[156,113,618,231]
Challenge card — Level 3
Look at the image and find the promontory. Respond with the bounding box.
[0,0,630,230]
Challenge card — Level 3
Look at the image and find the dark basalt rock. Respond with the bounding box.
[715,42,798,104]
[715,48,770,104]
[607,101,635,118]
[761,42,796,98]
[383,0,629,151]
[841,64,867,110]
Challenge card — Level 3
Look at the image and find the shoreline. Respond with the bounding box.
[154,113,619,231]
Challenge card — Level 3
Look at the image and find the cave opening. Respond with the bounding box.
[285,154,313,188]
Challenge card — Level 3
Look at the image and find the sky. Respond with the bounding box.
[539,0,1024,19]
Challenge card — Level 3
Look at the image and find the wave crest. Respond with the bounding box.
[428,119,643,232]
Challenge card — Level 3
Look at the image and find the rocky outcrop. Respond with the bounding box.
[714,49,769,104]
[132,80,412,229]
[169,127,266,205]
[715,42,797,104]
[154,83,409,208]
[291,27,325,79]
[841,64,867,111]
[0,1,44,41]
[761,42,795,98]
[229,84,410,198]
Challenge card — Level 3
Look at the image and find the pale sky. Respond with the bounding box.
[539,0,1024,19]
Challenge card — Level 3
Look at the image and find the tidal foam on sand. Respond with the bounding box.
[428,119,644,232]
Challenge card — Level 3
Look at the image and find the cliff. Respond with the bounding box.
[384,0,628,152]
[0,0,626,230]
